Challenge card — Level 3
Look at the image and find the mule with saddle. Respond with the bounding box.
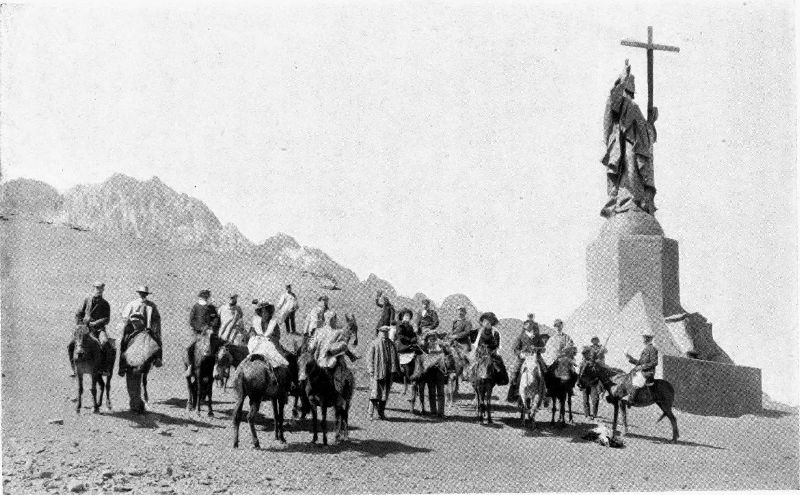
[578,360,679,442]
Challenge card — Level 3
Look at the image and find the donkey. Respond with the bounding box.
[231,353,296,448]
[470,351,505,425]
[185,327,224,416]
[579,361,679,442]
[72,324,115,414]
[518,355,547,430]
[443,342,469,406]
[301,353,354,445]
[545,356,578,426]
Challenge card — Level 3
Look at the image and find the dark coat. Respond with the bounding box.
[375,298,396,329]
[189,303,221,334]
[75,296,111,331]
[395,321,420,353]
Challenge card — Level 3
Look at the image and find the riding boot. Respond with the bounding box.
[378,400,387,420]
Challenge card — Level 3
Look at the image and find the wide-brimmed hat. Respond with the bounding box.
[135,285,150,295]
[479,312,499,326]
[198,289,211,298]
[591,336,600,343]
[318,295,329,302]
[377,325,391,333]
[642,330,655,338]
[93,281,105,289]
[397,308,414,321]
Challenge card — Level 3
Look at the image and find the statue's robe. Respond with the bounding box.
[601,82,657,217]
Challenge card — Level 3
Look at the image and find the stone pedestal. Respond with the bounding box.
[565,211,759,414]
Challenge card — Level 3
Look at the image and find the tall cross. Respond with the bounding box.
[620,26,680,123]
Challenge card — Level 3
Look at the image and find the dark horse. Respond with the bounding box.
[231,352,297,448]
[72,324,115,414]
[470,350,508,425]
[185,327,224,416]
[579,362,679,442]
[215,343,250,390]
[300,353,354,445]
[545,357,578,426]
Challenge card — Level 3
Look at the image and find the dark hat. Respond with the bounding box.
[479,312,499,326]
[397,308,414,321]
[422,298,431,305]
[198,289,211,298]
[591,336,600,343]
[318,295,329,302]
[251,298,259,305]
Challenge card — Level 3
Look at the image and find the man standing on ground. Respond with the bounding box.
[119,286,162,376]
[69,282,111,376]
[277,285,299,334]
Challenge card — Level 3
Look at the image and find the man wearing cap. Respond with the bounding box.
[623,332,659,403]
[119,286,162,376]
[542,319,575,367]
[374,291,396,335]
[367,325,400,420]
[185,289,221,377]
[589,336,607,365]
[449,306,475,353]
[601,60,657,218]
[303,295,329,336]
[218,294,244,343]
[68,282,112,376]
[415,299,439,336]
[506,319,548,403]
[277,285,299,334]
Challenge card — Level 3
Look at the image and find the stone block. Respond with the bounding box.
[662,355,762,416]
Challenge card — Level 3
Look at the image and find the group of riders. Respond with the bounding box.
[68,282,660,417]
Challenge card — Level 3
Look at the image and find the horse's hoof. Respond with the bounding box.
[93,407,100,414]
[252,443,260,450]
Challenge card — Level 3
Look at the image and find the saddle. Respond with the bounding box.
[398,352,416,366]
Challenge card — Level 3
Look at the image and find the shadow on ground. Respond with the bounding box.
[107,410,224,430]
[258,438,432,457]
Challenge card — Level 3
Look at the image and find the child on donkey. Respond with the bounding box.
[367,325,400,420]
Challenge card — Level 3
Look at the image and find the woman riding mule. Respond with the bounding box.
[468,312,509,424]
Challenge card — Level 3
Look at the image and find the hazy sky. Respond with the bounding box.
[1,2,797,404]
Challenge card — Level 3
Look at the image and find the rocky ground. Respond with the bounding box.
[2,351,798,494]
[2,218,798,493]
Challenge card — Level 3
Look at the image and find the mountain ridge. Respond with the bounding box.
[0,174,495,321]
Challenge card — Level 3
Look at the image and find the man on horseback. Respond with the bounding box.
[219,293,244,343]
[622,331,659,404]
[506,319,547,403]
[307,311,358,395]
[416,299,439,335]
[69,282,111,376]
[118,286,162,376]
[374,291,396,335]
[184,289,221,378]
[303,295,329,336]
[449,306,475,353]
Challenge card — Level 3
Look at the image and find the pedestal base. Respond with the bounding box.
[565,211,760,415]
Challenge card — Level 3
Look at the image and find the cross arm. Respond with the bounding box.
[620,39,680,52]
